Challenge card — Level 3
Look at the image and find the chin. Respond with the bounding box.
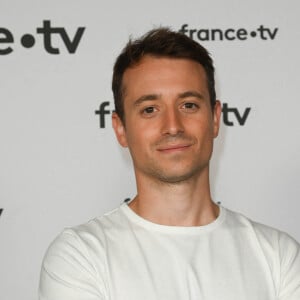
[151,167,204,184]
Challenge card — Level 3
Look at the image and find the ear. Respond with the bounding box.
[112,112,128,147]
[213,100,222,138]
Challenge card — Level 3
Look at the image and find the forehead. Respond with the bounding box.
[122,56,208,99]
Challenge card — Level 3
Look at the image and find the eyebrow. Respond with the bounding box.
[133,94,161,106]
[178,91,205,100]
[133,90,205,107]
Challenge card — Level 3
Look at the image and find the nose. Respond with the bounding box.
[162,107,184,136]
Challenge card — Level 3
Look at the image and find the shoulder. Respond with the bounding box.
[223,207,300,298]
[223,207,299,248]
[43,204,125,264]
[39,205,125,299]
[225,207,300,254]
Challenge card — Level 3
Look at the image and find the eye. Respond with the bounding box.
[141,106,157,115]
[182,102,199,111]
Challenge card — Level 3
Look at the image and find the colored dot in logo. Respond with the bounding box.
[21,34,35,48]
[250,31,257,38]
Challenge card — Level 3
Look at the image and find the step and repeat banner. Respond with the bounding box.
[1,1,299,299]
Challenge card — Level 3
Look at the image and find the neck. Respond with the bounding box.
[129,167,219,226]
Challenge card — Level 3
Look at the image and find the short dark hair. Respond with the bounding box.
[112,28,216,122]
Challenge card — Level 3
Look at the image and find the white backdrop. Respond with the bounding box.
[1,1,299,299]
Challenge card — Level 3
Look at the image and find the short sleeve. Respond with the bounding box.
[278,232,300,300]
[39,229,106,300]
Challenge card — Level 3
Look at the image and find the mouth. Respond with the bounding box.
[157,144,192,153]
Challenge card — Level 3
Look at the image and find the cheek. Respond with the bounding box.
[125,123,152,150]
[128,117,159,139]
[128,129,161,162]
[187,122,215,150]
[187,115,213,134]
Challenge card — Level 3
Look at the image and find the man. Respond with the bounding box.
[39,28,300,300]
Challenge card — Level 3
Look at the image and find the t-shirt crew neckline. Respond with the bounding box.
[120,201,226,234]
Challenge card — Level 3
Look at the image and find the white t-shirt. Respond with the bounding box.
[39,202,300,300]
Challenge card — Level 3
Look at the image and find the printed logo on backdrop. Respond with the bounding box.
[95,102,251,128]
[178,24,278,41]
[0,20,85,55]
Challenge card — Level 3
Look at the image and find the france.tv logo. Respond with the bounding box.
[0,20,85,55]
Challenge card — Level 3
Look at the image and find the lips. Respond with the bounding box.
[157,144,191,152]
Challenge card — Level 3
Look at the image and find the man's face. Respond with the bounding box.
[113,56,221,184]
